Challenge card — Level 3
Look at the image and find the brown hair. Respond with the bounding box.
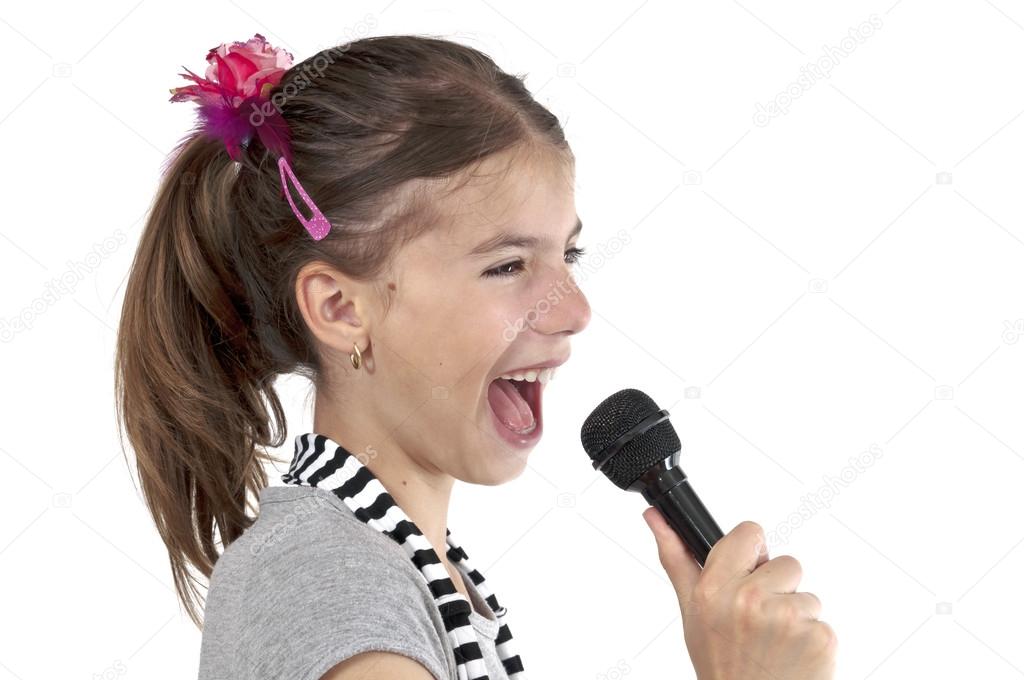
[114,34,573,627]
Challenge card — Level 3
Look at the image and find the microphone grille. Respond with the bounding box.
[580,388,681,490]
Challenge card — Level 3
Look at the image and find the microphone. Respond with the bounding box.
[580,388,724,567]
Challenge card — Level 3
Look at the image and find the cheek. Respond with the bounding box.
[395,294,498,384]
[376,297,454,388]
[448,304,511,375]
[436,294,526,391]
[476,289,541,351]
[493,284,549,339]
[394,282,540,388]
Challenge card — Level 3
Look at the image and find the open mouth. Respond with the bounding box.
[486,376,542,436]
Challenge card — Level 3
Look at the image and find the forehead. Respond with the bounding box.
[431,145,576,249]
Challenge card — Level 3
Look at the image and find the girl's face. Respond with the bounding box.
[365,145,591,484]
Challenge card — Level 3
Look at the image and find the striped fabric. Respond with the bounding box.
[282,432,527,680]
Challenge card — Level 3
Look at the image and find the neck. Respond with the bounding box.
[313,399,456,566]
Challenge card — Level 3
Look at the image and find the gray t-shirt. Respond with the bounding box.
[197,484,511,680]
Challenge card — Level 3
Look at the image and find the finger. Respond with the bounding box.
[749,554,803,593]
[700,521,769,595]
[643,506,702,602]
[762,591,822,621]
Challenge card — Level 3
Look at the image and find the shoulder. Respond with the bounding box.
[237,486,412,584]
[238,486,432,612]
[319,650,441,680]
[199,485,453,680]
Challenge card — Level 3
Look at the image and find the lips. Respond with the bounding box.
[490,353,570,380]
[483,352,567,447]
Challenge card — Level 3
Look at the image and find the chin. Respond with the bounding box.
[473,447,534,486]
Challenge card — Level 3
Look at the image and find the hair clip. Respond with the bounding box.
[278,156,331,240]
[170,33,332,241]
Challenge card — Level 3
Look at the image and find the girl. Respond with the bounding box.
[116,33,835,680]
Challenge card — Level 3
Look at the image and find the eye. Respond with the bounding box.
[482,260,526,278]
[481,246,587,279]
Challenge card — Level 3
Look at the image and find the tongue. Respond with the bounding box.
[487,378,535,431]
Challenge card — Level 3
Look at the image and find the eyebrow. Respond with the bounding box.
[468,216,583,256]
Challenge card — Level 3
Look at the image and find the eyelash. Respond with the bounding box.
[482,246,587,279]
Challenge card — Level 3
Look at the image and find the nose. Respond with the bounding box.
[527,268,592,337]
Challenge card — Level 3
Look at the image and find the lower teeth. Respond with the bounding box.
[508,420,537,434]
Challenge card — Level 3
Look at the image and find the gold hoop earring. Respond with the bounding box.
[350,343,363,370]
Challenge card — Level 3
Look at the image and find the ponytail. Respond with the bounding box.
[115,133,284,627]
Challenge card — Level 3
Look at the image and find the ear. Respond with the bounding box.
[294,260,374,357]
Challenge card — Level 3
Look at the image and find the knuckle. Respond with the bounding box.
[776,600,804,628]
[735,520,766,545]
[811,621,838,654]
[692,581,718,608]
[774,554,803,580]
[734,581,765,612]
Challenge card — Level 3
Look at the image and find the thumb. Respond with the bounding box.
[642,506,702,606]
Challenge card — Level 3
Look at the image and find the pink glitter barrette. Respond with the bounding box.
[169,33,331,241]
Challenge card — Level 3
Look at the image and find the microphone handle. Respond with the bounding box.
[642,470,724,567]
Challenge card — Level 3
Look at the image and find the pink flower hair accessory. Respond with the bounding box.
[169,33,332,241]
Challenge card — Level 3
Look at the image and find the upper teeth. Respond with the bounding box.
[499,367,557,384]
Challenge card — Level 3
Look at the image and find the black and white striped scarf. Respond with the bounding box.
[281,432,527,680]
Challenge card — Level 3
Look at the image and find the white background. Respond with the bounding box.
[2,1,1023,678]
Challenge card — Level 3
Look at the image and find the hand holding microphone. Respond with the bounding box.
[582,388,837,680]
[644,509,836,680]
